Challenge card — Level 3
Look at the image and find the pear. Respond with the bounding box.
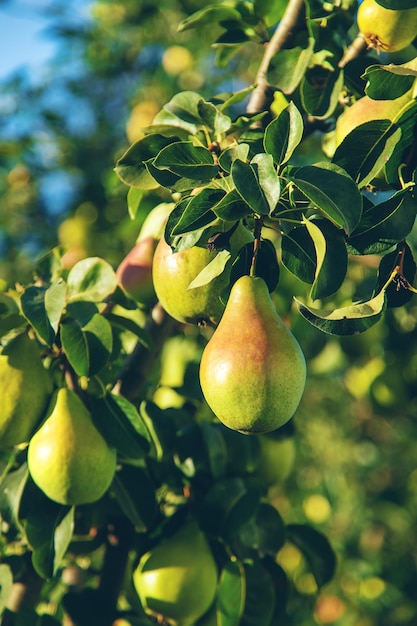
[27,387,117,505]
[133,521,218,626]
[0,333,53,449]
[357,0,417,52]
[116,237,158,306]
[152,222,253,326]
[199,275,306,434]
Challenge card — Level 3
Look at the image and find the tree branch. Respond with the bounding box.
[246,0,306,115]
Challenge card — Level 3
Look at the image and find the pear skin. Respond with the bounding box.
[152,222,254,326]
[133,521,218,626]
[116,237,158,305]
[27,387,117,505]
[199,276,306,434]
[0,333,52,449]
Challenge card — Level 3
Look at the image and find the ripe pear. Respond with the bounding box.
[133,521,218,626]
[27,387,117,505]
[199,275,306,434]
[357,0,417,52]
[152,222,254,325]
[335,92,413,147]
[0,333,52,449]
[116,237,158,306]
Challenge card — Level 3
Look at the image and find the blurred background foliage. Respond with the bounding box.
[1,1,417,625]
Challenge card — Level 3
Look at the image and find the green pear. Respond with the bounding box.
[357,0,417,52]
[27,387,117,505]
[199,275,306,434]
[0,333,53,449]
[133,521,218,626]
[152,221,254,326]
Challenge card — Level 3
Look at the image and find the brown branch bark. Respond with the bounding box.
[246,0,306,116]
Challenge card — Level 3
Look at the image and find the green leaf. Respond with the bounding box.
[217,559,276,626]
[286,524,336,588]
[212,189,252,221]
[376,0,417,9]
[290,163,362,234]
[127,186,143,220]
[296,289,387,335]
[0,463,29,528]
[218,560,245,626]
[238,503,286,556]
[385,100,417,186]
[198,99,232,135]
[45,279,67,333]
[153,141,218,180]
[251,153,281,213]
[301,65,344,119]
[231,159,270,215]
[67,257,118,303]
[111,465,157,531]
[281,227,316,284]
[18,477,73,578]
[268,38,315,95]
[0,293,24,336]
[230,239,280,293]
[363,64,415,100]
[188,249,232,289]
[115,134,177,189]
[198,477,260,540]
[218,143,250,173]
[91,393,151,460]
[332,120,402,188]
[61,303,113,377]
[0,564,13,614]
[20,286,55,347]
[264,102,304,166]
[170,188,222,236]
[304,219,348,300]
[347,187,417,254]
[178,5,243,32]
[105,312,154,350]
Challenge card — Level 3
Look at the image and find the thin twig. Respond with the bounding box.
[246,0,306,115]
[338,33,367,68]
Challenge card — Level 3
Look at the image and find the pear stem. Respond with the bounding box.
[249,216,265,277]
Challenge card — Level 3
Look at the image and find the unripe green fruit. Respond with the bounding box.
[0,333,52,449]
[200,276,306,434]
[27,388,117,505]
[357,0,417,52]
[256,435,296,485]
[133,522,218,626]
[152,222,254,326]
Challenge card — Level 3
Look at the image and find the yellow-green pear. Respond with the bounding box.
[199,275,306,434]
[357,0,417,52]
[0,332,52,449]
[133,521,218,626]
[152,222,253,326]
[27,387,117,505]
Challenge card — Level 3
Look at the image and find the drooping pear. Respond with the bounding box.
[152,221,253,326]
[133,521,218,626]
[0,332,53,449]
[27,387,117,505]
[199,275,306,434]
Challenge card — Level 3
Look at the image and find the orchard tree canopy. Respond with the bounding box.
[1,1,417,626]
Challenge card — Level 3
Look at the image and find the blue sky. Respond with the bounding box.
[0,0,90,81]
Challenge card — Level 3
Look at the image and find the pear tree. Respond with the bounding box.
[1,0,417,625]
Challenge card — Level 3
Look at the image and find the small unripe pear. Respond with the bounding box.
[133,521,218,626]
[152,222,254,326]
[116,237,158,305]
[199,276,306,434]
[27,388,117,505]
[0,333,52,449]
[357,0,417,52]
